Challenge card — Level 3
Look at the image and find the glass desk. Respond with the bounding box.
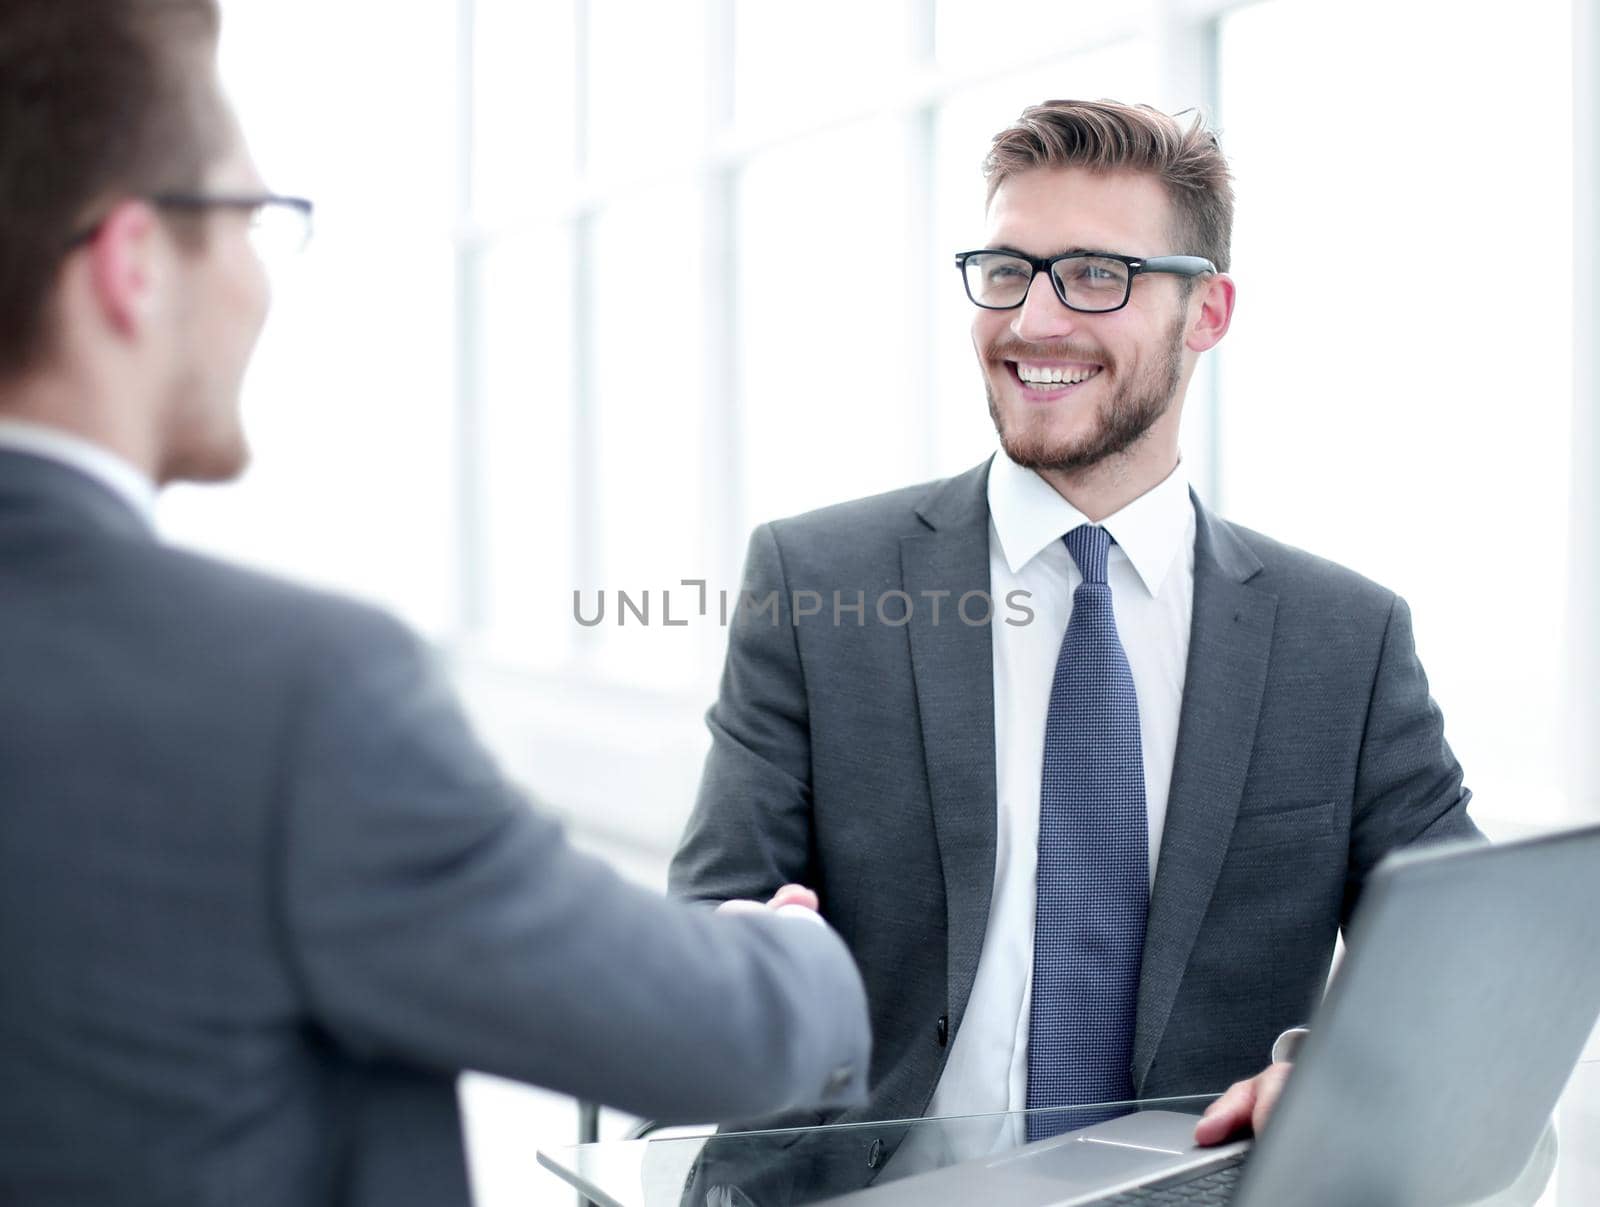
[538,1059,1599,1207]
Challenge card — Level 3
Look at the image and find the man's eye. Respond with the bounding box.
[1064,261,1125,290]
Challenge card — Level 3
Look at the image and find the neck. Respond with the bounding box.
[0,371,160,479]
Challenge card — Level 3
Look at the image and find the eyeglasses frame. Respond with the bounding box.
[953,248,1217,314]
[64,193,315,251]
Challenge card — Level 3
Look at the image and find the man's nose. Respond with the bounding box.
[1012,271,1080,344]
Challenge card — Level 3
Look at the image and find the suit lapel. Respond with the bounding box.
[1132,494,1278,1090]
[902,461,998,1037]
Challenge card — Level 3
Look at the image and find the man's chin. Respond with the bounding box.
[159,440,250,487]
[995,411,1109,473]
[990,388,1170,476]
[999,413,1168,475]
[1001,434,1099,474]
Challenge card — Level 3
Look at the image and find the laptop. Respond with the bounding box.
[821,824,1600,1206]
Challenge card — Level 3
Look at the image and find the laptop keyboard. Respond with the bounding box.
[1095,1154,1247,1204]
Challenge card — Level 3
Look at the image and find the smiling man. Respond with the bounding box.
[671,99,1478,1197]
[964,167,1212,500]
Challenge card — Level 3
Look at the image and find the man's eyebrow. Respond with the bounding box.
[988,244,1102,259]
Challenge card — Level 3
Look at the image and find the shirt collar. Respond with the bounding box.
[0,418,157,528]
[986,449,1193,598]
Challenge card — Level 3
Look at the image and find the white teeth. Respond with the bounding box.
[1017,364,1100,386]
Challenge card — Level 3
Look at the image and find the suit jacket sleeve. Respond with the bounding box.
[273,602,869,1125]
[1344,593,1482,924]
[671,523,816,905]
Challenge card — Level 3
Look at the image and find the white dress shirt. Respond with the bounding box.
[888,450,1196,1173]
[0,418,156,528]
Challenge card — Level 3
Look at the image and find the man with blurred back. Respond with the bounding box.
[0,3,869,1204]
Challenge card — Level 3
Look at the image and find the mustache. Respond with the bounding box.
[983,339,1112,367]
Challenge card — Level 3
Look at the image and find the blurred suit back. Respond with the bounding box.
[0,450,869,1206]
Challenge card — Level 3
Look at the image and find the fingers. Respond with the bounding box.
[767,884,820,912]
[1250,1062,1292,1136]
[1193,1062,1295,1147]
[714,885,821,916]
[1193,1077,1257,1146]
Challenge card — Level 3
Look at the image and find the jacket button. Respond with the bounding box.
[936,1015,948,1047]
[867,1138,883,1169]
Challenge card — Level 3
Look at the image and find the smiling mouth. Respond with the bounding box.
[1007,361,1104,395]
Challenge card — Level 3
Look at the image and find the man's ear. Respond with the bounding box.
[84,200,167,338]
[1185,272,1236,354]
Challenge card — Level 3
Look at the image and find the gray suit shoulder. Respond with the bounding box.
[761,470,971,575]
[1216,514,1399,615]
[114,537,421,676]
[769,477,941,539]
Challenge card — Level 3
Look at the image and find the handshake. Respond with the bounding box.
[716,884,1294,1147]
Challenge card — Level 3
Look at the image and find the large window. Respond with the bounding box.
[1215,0,1575,830]
[173,0,1588,852]
[442,2,1228,852]
[166,0,460,636]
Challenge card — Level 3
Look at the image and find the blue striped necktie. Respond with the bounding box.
[1026,523,1150,1140]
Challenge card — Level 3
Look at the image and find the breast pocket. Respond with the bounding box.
[1227,799,1340,853]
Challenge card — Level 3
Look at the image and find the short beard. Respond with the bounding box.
[986,311,1187,475]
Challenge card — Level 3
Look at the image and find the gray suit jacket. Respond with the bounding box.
[0,450,870,1207]
[670,458,1478,1193]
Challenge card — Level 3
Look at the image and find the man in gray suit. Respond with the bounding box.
[0,3,868,1204]
[671,99,1478,1196]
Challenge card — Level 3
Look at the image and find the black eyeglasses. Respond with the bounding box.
[66,193,315,259]
[954,248,1216,314]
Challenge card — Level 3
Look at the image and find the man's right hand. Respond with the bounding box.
[1193,1062,1293,1145]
